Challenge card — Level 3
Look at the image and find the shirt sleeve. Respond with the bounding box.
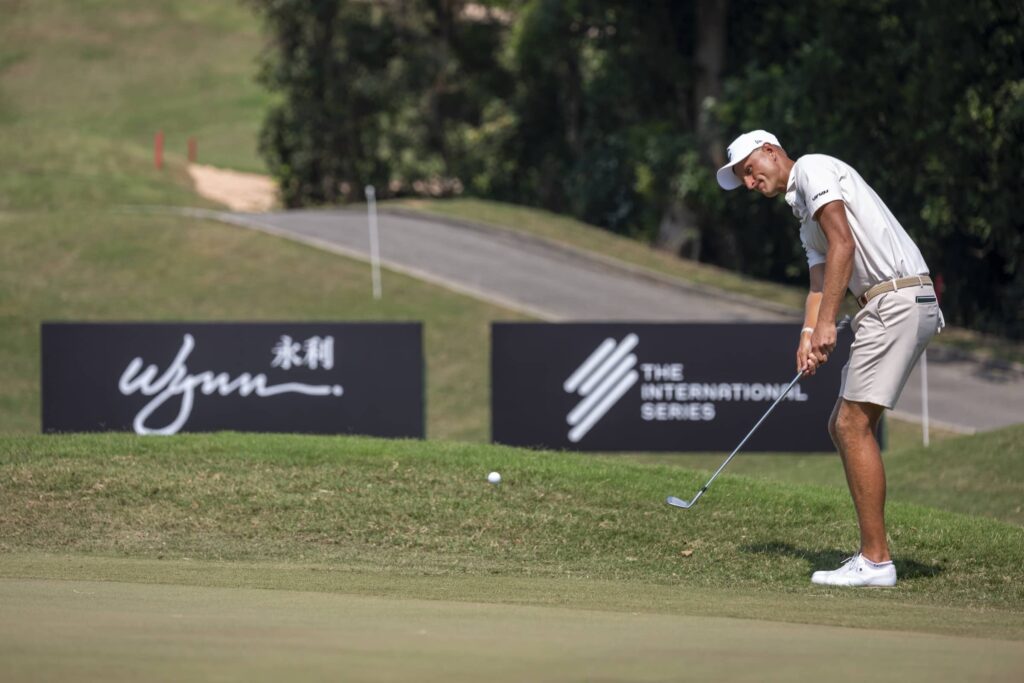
[800,227,827,269]
[796,156,844,220]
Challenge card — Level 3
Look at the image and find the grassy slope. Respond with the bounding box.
[0,210,525,441]
[1,432,1022,639]
[0,0,269,213]
[0,0,530,444]
[4,207,1016,527]
[1,206,1004,521]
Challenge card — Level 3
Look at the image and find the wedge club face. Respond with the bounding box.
[667,488,705,509]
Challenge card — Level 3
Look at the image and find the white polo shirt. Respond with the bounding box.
[784,154,929,298]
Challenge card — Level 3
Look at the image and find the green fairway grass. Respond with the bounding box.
[2,432,1022,640]
[2,576,1022,682]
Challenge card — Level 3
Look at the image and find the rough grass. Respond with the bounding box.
[2,432,1023,623]
[618,424,1024,526]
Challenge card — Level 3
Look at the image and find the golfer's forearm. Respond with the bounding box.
[818,244,854,323]
[803,290,823,330]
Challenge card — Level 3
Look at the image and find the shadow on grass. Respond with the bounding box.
[741,542,944,580]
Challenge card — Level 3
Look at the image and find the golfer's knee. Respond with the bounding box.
[828,413,841,448]
[834,402,873,444]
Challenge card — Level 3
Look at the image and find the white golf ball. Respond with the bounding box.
[487,471,502,485]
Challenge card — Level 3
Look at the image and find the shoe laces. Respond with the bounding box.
[837,554,860,573]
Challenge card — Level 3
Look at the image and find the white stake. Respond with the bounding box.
[365,185,382,300]
[921,350,929,447]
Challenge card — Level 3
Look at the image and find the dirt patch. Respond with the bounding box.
[188,163,278,212]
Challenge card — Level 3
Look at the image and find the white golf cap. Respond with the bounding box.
[716,130,781,190]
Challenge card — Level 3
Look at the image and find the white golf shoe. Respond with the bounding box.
[811,553,897,587]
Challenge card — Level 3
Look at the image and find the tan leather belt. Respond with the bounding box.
[857,275,932,308]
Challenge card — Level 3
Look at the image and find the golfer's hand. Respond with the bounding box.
[796,333,817,375]
[809,320,837,369]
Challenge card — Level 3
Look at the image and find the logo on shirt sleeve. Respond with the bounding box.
[811,189,830,201]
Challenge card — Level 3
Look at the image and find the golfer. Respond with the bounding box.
[717,130,943,587]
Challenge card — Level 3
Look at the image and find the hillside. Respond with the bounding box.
[0,0,270,212]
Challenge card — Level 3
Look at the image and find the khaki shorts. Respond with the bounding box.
[840,284,944,409]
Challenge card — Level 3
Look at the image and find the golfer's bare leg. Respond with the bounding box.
[829,398,889,563]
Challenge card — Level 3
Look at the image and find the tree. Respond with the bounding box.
[697,0,1024,335]
[250,0,1023,337]
[251,0,509,206]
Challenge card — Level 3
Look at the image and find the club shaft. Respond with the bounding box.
[669,315,850,508]
[696,370,804,495]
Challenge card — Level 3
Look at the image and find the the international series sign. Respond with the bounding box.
[491,323,851,452]
[42,322,424,437]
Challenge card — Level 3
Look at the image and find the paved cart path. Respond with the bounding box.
[207,208,1022,433]
[223,208,778,322]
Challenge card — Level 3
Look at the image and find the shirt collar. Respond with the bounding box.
[784,161,800,209]
[784,160,809,222]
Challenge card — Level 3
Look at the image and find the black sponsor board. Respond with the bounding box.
[492,323,852,452]
[42,322,423,437]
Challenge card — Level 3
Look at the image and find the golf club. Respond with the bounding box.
[666,316,851,510]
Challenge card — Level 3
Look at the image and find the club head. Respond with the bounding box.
[666,496,694,509]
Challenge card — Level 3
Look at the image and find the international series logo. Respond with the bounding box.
[563,334,809,443]
[563,334,640,443]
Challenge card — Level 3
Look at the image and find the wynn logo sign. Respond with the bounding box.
[492,323,849,452]
[42,322,423,437]
[117,333,346,435]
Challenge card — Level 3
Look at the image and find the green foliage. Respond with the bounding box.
[691,0,1024,335]
[499,1,696,239]
[250,0,510,206]
[251,0,389,206]
[252,0,1023,337]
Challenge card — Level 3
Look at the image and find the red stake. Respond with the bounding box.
[154,130,164,170]
[188,137,197,164]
